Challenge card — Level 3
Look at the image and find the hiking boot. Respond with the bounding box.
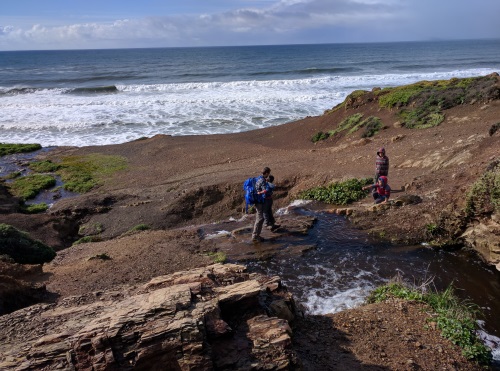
[252,236,265,243]
[270,224,281,232]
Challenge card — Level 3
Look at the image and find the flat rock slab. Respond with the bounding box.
[199,213,317,261]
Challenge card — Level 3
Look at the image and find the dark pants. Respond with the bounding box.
[373,192,388,204]
[264,198,275,226]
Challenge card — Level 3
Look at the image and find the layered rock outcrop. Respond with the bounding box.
[0,264,301,370]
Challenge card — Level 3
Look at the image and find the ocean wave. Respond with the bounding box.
[66,86,119,95]
[249,67,360,76]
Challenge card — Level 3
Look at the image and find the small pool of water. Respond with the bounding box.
[248,206,500,361]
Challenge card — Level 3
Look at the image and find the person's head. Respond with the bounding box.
[377,147,386,157]
[268,175,274,183]
[262,167,271,177]
[378,176,387,186]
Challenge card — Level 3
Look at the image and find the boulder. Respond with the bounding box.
[0,264,301,370]
[461,215,500,270]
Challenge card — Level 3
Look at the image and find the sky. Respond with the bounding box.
[1,0,499,51]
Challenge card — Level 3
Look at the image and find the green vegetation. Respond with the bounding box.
[376,76,497,130]
[358,116,382,138]
[465,161,500,216]
[29,160,61,173]
[311,131,330,143]
[3,172,21,180]
[8,174,56,200]
[299,178,372,205]
[368,282,492,365]
[329,113,364,136]
[78,222,103,236]
[129,224,151,232]
[57,154,128,193]
[398,99,445,129]
[378,84,427,109]
[73,236,102,245]
[208,251,227,263]
[0,223,56,264]
[20,203,49,214]
[0,143,42,157]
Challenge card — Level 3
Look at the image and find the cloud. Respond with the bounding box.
[0,0,498,50]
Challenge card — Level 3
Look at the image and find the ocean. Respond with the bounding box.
[1,39,500,147]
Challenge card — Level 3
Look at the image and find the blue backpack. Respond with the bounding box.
[243,176,264,213]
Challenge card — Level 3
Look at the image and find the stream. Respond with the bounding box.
[247,205,500,362]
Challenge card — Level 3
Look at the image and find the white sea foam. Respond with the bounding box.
[0,68,496,147]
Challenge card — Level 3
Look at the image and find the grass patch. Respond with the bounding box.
[20,203,49,214]
[299,178,372,205]
[3,172,21,180]
[8,174,56,200]
[57,153,128,193]
[73,236,102,245]
[29,160,61,173]
[208,251,227,263]
[128,224,151,233]
[0,223,56,264]
[367,281,492,365]
[378,84,427,109]
[329,113,364,136]
[0,143,42,157]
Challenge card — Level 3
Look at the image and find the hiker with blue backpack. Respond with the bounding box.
[243,167,270,242]
[264,175,280,231]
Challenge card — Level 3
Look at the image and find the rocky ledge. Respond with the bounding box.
[0,264,302,370]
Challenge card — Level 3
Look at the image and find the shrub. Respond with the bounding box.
[8,174,56,200]
[299,178,372,205]
[360,117,383,138]
[465,162,500,216]
[0,223,56,264]
[311,131,330,143]
[329,113,364,136]
[0,143,42,157]
[208,251,227,263]
[368,282,492,365]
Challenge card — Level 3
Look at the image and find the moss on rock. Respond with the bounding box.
[0,224,56,264]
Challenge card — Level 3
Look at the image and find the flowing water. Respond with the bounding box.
[247,205,500,361]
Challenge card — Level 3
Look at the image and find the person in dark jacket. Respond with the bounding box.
[375,147,389,184]
[264,175,280,231]
[252,167,271,242]
[363,176,391,204]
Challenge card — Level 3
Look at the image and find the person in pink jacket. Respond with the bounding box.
[363,176,391,204]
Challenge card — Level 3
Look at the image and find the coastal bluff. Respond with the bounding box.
[0,73,499,369]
